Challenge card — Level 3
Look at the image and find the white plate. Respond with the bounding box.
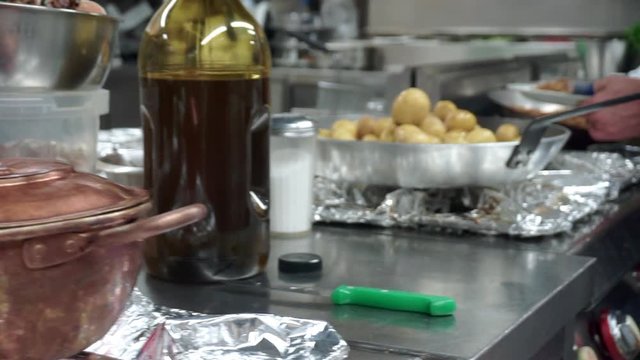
[507,82,589,107]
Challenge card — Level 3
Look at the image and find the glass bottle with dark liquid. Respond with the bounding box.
[138,0,271,282]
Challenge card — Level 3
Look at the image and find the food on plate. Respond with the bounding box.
[320,87,520,144]
[558,116,588,130]
[2,0,107,13]
[391,87,431,125]
[4,0,80,8]
[495,123,520,142]
[537,78,571,93]
[445,110,477,132]
[465,127,497,143]
[509,106,588,130]
[442,130,467,144]
[419,114,447,138]
[433,100,457,121]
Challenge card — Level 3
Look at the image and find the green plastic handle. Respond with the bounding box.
[331,285,456,316]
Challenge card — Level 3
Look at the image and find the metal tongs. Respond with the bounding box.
[507,92,640,168]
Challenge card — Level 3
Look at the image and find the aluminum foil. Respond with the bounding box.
[98,128,143,153]
[314,151,640,237]
[549,151,640,199]
[87,290,349,360]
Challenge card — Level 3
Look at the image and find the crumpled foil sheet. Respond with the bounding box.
[314,151,640,237]
[549,151,640,199]
[87,290,349,360]
[98,128,143,153]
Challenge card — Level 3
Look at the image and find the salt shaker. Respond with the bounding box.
[270,113,316,236]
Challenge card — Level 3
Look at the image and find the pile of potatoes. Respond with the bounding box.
[318,87,521,144]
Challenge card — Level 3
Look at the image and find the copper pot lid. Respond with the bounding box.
[0,158,149,229]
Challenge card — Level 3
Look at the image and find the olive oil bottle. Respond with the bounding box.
[138,0,271,282]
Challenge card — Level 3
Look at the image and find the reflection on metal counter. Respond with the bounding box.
[138,226,595,360]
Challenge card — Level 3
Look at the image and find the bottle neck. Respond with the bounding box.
[141,0,270,76]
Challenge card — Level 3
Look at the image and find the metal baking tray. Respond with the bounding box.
[315,117,570,188]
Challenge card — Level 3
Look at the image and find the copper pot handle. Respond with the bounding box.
[22,204,208,270]
[92,203,208,248]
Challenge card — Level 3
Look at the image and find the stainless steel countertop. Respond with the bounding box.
[422,186,640,307]
[136,181,640,360]
[139,225,594,359]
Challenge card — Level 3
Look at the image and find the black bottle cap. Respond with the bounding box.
[278,253,323,274]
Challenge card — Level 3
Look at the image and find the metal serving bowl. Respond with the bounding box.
[316,117,570,189]
[488,89,588,129]
[0,2,118,91]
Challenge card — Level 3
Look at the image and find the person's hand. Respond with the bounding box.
[582,75,640,141]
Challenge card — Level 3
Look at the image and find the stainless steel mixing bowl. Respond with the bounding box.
[0,2,118,91]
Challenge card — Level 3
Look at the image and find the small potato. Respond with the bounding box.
[331,119,357,138]
[402,131,441,144]
[465,127,497,143]
[373,117,396,137]
[495,123,521,142]
[419,114,446,138]
[391,88,431,125]
[434,100,457,121]
[318,128,331,138]
[332,119,355,129]
[331,119,358,130]
[445,110,477,132]
[332,129,357,141]
[362,134,379,142]
[442,130,468,144]
[357,116,377,139]
[379,128,396,142]
[394,124,423,143]
[445,110,477,131]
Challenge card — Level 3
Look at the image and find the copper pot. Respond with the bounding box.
[0,158,207,360]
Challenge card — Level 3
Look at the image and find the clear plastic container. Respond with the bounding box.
[0,89,109,172]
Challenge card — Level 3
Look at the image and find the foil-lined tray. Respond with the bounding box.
[313,151,640,237]
[86,290,349,360]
